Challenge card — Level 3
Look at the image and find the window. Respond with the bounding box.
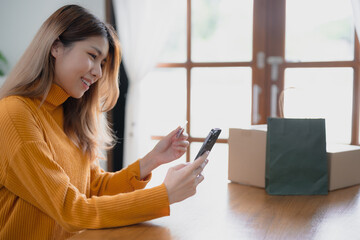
[283,0,356,144]
[138,0,360,163]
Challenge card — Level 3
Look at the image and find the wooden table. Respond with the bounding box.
[70,155,360,239]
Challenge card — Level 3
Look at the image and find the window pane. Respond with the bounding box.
[286,0,354,62]
[191,67,252,138]
[192,0,253,62]
[284,68,353,144]
[138,68,186,157]
[158,1,187,63]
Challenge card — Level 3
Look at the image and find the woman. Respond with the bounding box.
[0,5,208,240]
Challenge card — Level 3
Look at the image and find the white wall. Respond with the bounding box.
[0,0,105,73]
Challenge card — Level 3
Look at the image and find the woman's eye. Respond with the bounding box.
[88,53,96,59]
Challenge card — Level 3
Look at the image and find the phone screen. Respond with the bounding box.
[194,128,221,160]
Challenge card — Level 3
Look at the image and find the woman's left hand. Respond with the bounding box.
[140,126,189,179]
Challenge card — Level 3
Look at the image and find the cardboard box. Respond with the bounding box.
[327,144,360,191]
[228,126,267,188]
[228,127,360,191]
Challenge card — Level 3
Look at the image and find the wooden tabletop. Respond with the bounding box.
[70,156,360,240]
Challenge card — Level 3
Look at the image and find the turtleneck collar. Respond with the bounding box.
[45,83,70,107]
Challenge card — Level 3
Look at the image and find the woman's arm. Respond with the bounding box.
[90,160,151,196]
[0,98,170,231]
[4,141,170,232]
[91,126,189,196]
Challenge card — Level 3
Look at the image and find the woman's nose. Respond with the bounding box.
[91,63,103,80]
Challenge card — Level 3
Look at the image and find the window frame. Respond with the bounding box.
[153,0,360,163]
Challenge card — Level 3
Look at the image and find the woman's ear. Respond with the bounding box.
[51,39,63,58]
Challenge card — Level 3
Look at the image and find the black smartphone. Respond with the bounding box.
[194,128,221,160]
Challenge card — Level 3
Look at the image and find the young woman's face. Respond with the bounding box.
[51,36,109,98]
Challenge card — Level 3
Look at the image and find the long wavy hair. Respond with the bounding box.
[0,5,121,162]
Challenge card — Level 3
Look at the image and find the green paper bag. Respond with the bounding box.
[265,118,328,195]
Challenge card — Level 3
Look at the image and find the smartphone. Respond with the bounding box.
[194,128,221,160]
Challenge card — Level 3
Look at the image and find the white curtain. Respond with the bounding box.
[113,0,178,166]
[352,0,360,41]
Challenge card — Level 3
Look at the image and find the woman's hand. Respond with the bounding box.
[140,126,189,179]
[163,151,209,204]
[151,126,189,165]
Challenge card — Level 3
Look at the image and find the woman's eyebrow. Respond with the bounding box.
[91,46,108,61]
[91,46,104,56]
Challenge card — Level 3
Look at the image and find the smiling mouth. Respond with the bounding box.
[81,78,91,87]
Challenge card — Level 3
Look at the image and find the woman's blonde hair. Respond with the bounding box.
[0,5,121,162]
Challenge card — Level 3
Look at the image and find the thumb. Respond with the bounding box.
[172,163,189,171]
[166,126,182,140]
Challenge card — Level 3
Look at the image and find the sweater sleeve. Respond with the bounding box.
[90,160,152,196]
[4,142,170,232]
[0,97,170,232]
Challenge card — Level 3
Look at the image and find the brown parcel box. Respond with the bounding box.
[228,126,267,188]
[228,127,360,191]
[327,144,360,191]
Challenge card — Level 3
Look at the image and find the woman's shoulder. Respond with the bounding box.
[0,95,44,142]
[0,95,36,119]
[0,95,31,104]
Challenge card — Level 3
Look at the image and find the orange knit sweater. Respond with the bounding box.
[0,84,170,239]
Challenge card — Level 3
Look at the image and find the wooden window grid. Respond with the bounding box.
[107,0,360,166]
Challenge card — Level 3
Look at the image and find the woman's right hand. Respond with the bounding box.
[163,152,209,204]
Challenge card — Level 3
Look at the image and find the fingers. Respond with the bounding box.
[172,154,208,179]
[190,151,209,171]
[172,135,189,156]
[177,131,189,140]
[176,121,188,138]
[164,154,208,204]
[168,127,182,140]
[176,127,184,138]
[172,163,190,171]
[173,140,189,149]
[193,159,208,177]
[178,152,209,181]
[161,126,185,144]
[175,129,189,140]
[195,173,205,185]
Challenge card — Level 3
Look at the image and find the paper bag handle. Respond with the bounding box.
[278,87,295,118]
